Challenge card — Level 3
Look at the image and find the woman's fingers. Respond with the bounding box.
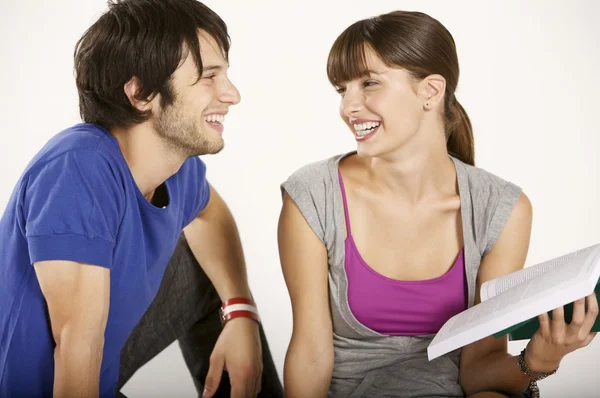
[582,332,597,347]
[538,311,551,337]
[550,305,566,342]
[578,293,599,341]
[570,297,586,329]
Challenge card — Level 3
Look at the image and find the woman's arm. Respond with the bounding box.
[459,193,598,396]
[278,192,334,398]
[459,193,534,396]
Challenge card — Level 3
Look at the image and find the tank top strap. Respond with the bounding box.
[337,170,352,236]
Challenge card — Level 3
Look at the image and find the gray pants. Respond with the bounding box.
[116,233,283,397]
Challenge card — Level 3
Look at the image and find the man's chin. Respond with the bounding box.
[191,141,224,157]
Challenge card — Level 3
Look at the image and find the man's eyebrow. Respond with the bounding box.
[201,64,229,74]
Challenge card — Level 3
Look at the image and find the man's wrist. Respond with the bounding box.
[220,284,252,302]
[219,296,260,326]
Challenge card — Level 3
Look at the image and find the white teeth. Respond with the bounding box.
[354,121,380,136]
[204,114,225,124]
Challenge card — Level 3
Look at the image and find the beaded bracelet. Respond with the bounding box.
[517,348,558,398]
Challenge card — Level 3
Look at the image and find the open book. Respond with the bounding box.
[427,243,600,361]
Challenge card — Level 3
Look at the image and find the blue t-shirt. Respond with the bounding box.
[0,123,210,397]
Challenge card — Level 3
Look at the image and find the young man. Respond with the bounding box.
[0,1,282,397]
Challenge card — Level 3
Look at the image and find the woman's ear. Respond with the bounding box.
[420,74,446,111]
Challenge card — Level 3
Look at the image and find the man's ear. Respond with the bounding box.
[419,74,446,111]
[124,76,155,112]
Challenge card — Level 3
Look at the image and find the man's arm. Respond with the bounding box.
[183,183,251,301]
[34,260,110,398]
[182,183,261,397]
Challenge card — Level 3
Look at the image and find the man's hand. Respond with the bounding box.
[184,184,262,396]
[203,317,263,398]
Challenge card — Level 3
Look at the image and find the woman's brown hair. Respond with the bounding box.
[327,11,475,165]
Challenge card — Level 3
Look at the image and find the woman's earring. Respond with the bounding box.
[424,101,431,109]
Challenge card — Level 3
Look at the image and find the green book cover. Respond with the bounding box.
[493,282,600,340]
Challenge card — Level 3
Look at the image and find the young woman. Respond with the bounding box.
[277,10,597,398]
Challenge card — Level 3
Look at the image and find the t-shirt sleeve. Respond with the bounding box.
[23,150,124,268]
[182,156,211,227]
[280,167,326,244]
[483,181,523,256]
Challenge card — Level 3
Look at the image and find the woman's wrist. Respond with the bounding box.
[523,345,561,373]
[518,348,559,398]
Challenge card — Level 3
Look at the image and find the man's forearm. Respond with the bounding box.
[54,335,104,398]
[184,188,252,301]
[460,351,530,396]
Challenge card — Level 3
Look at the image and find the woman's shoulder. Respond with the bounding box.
[280,152,352,200]
[282,153,343,184]
[452,156,525,256]
[280,153,348,243]
[453,157,523,207]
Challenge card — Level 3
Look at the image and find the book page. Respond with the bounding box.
[428,243,600,360]
[480,244,600,302]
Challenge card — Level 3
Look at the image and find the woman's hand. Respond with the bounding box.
[525,293,598,372]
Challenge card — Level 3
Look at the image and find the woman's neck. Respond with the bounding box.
[354,130,457,203]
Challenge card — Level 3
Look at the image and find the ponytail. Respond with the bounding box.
[446,98,475,166]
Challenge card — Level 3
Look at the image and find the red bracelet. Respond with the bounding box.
[221,297,256,308]
[219,297,260,326]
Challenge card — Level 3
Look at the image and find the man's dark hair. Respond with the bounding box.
[74,0,230,130]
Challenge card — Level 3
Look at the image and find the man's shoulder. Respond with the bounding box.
[24,123,120,175]
[17,123,128,210]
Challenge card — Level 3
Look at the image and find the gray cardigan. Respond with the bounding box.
[281,151,523,397]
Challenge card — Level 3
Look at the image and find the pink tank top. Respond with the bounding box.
[339,171,468,336]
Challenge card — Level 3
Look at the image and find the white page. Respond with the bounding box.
[428,244,600,360]
[428,278,588,360]
[480,243,600,302]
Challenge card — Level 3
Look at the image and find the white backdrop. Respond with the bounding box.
[1,0,599,396]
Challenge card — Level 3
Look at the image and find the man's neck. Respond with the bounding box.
[110,123,186,200]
